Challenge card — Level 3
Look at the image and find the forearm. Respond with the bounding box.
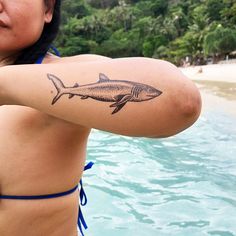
[0,58,201,137]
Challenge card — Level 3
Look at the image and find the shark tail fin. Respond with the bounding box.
[47,74,66,105]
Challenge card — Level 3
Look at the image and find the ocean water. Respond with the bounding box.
[82,105,236,236]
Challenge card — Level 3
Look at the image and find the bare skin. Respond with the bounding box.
[0,54,110,236]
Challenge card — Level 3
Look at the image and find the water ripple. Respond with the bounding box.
[168,220,210,228]
[84,112,236,236]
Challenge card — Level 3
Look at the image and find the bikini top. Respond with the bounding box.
[35,45,61,64]
[0,48,93,236]
[0,162,94,236]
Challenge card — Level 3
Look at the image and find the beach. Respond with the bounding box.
[180,63,236,118]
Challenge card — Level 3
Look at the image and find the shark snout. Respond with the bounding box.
[147,90,162,98]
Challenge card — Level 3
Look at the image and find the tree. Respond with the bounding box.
[151,0,168,17]
[61,0,91,23]
[87,0,119,9]
[206,0,225,22]
[204,25,236,62]
[221,1,236,25]
[55,0,236,65]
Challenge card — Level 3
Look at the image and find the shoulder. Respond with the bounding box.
[45,54,112,64]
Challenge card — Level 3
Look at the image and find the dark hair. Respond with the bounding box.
[14,0,61,65]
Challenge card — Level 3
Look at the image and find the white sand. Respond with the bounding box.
[180,63,236,83]
[180,63,236,118]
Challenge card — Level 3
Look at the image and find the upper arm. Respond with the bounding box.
[2,57,201,138]
[55,54,112,63]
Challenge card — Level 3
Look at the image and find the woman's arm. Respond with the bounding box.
[0,57,201,137]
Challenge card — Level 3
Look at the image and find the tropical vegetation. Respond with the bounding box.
[55,0,236,66]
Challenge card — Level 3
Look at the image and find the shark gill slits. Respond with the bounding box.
[133,86,142,98]
[132,86,137,98]
[138,87,142,96]
[131,86,135,96]
[135,88,138,98]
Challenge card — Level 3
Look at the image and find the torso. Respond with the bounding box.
[0,54,109,236]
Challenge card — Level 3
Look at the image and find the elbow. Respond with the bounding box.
[150,84,202,139]
[180,84,202,127]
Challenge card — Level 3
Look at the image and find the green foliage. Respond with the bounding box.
[61,0,91,23]
[94,28,142,57]
[87,0,119,9]
[204,25,236,60]
[55,0,236,65]
[206,0,225,22]
[151,0,169,16]
[221,1,236,25]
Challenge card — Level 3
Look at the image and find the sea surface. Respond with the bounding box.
[82,92,236,236]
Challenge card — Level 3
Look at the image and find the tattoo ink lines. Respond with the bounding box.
[48,73,162,114]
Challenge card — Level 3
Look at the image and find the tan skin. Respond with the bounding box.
[0,1,202,236]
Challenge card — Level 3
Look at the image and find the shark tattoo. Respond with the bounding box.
[48,73,162,114]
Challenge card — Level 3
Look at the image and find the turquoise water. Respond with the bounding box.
[82,107,236,236]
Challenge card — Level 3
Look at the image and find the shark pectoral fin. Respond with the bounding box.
[111,94,133,107]
[110,94,133,114]
[81,96,89,99]
[111,103,127,114]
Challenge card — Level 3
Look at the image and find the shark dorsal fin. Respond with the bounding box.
[99,73,110,83]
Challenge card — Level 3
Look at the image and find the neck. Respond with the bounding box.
[0,52,20,67]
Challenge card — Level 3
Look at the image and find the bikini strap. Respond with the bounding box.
[35,45,60,64]
[49,45,60,57]
[0,185,78,200]
[35,55,45,64]
[77,161,94,236]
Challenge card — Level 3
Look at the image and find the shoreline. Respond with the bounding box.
[179,63,236,83]
[180,63,236,118]
[180,63,236,100]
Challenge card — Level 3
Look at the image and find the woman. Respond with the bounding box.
[0,0,201,236]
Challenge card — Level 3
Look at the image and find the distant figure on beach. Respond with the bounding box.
[198,67,203,74]
[0,1,201,236]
